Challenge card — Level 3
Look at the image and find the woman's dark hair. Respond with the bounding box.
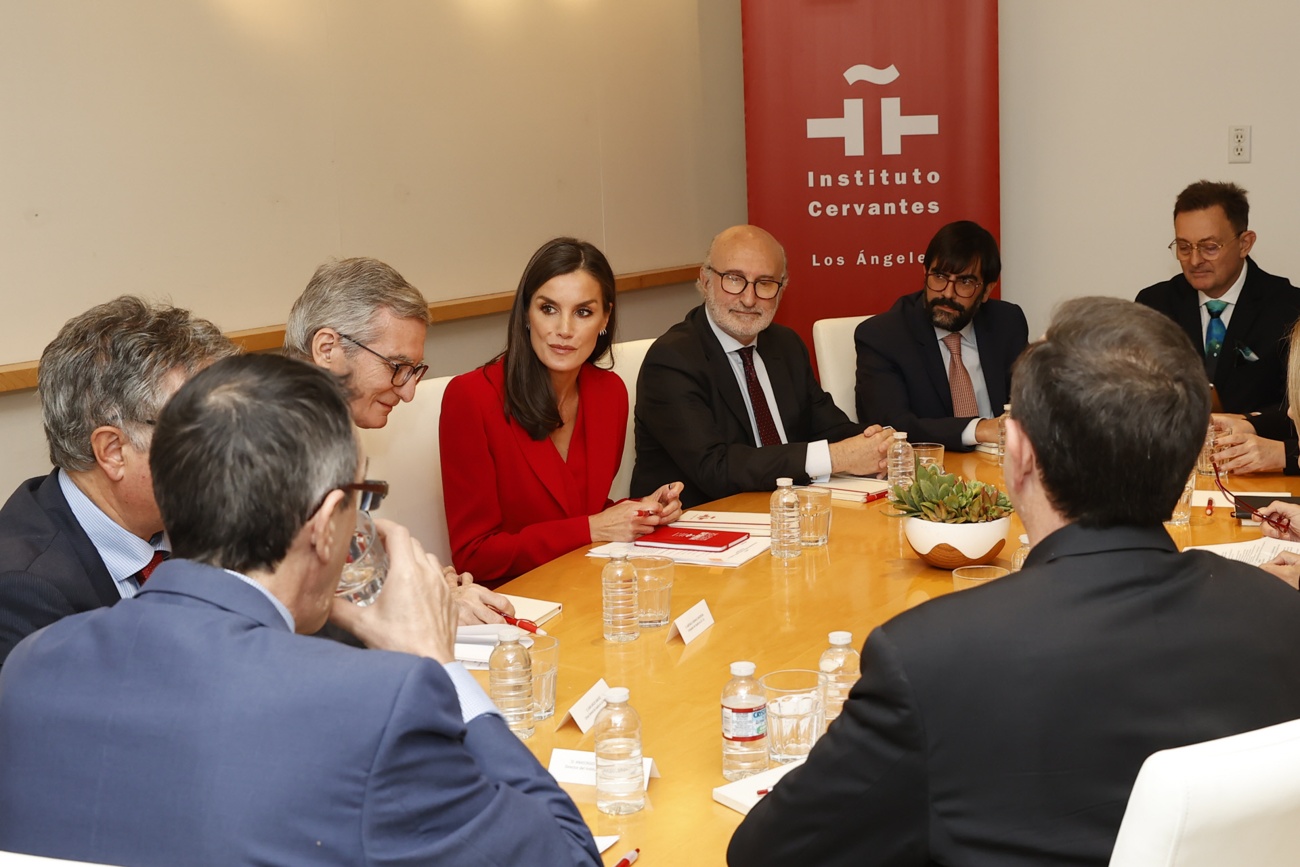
[498,237,617,440]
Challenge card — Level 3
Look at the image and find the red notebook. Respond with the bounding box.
[633,526,751,553]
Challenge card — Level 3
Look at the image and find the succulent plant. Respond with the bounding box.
[890,464,1013,524]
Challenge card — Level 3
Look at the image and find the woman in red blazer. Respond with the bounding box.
[441,238,683,586]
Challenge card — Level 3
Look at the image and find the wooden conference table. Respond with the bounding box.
[490,452,1298,866]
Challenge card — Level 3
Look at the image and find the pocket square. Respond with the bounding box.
[1236,345,1260,363]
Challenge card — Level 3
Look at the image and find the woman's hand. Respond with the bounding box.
[643,481,684,526]
[589,499,663,543]
[1258,501,1300,542]
[1260,550,1300,590]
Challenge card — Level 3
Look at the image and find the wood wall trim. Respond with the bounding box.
[0,264,700,395]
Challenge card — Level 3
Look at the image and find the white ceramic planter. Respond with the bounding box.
[904,515,1011,569]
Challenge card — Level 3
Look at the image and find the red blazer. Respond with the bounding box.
[440,359,628,585]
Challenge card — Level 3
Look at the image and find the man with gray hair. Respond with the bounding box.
[0,354,600,866]
[285,257,431,430]
[0,296,237,667]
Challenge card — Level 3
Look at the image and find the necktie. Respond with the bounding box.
[1205,299,1228,358]
[942,332,980,418]
[737,346,781,447]
[137,550,169,586]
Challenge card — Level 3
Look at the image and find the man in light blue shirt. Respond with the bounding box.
[0,296,236,667]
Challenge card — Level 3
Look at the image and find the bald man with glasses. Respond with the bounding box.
[631,224,892,510]
[854,221,1029,452]
[1137,180,1300,475]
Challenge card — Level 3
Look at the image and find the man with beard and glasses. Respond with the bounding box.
[854,221,1029,451]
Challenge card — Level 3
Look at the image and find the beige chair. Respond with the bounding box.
[607,338,657,501]
[1108,717,1300,866]
[355,375,454,565]
[812,315,871,423]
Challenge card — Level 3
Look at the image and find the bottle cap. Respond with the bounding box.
[604,686,630,704]
[496,625,524,642]
[1019,534,1029,545]
[829,631,853,646]
[776,477,793,487]
[730,661,756,677]
[893,431,907,439]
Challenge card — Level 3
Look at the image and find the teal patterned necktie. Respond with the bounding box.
[1205,299,1228,358]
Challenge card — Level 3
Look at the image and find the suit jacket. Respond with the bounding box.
[854,291,1028,450]
[1136,257,1300,444]
[0,560,600,866]
[631,305,863,509]
[441,359,626,585]
[729,523,1300,867]
[0,472,118,668]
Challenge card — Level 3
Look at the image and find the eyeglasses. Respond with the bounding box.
[926,271,984,298]
[706,266,785,300]
[337,333,428,387]
[1169,233,1242,261]
[312,479,389,517]
[1212,464,1291,534]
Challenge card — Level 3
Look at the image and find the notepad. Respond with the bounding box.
[500,594,562,626]
[810,475,890,503]
[634,526,750,552]
[674,511,772,537]
[588,537,771,568]
[711,759,806,815]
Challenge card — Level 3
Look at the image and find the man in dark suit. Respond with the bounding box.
[0,354,601,866]
[1136,180,1300,475]
[632,224,892,509]
[729,298,1300,867]
[0,296,236,668]
[855,221,1028,451]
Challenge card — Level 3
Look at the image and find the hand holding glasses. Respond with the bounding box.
[1211,463,1292,535]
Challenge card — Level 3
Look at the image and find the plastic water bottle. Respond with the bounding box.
[770,477,802,559]
[488,626,534,739]
[602,553,639,642]
[594,687,645,814]
[1011,534,1031,571]
[887,432,915,493]
[998,403,1011,466]
[721,661,769,780]
[818,632,860,732]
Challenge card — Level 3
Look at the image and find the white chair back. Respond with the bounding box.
[607,338,657,501]
[355,375,453,565]
[812,315,870,423]
[1109,717,1300,866]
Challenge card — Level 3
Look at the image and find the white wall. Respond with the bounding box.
[999,0,1300,336]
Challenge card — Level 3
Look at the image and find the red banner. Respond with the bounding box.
[741,0,1000,368]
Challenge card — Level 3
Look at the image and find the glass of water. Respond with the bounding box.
[335,510,387,606]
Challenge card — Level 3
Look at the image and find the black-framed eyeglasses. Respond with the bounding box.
[1212,464,1291,534]
[311,479,389,517]
[337,332,428,387]
[1169,233,1242,261]
[706,266,785,300]
[926,271,984,298]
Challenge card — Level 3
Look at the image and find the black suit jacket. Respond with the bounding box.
[0,472,118,668]
[854,291,1028,450]
[729,523,1300,866]
[1136,257,1300,443]
[631,305,863,509]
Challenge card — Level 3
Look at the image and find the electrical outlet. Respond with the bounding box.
[1229,125,1251,164]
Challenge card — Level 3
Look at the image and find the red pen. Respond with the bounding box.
[1205,498,1215,517]
[756,788,771,796]
[485,606,546,636]
[613,848,640,867]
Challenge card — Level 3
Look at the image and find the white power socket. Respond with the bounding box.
[1229,125,1251,164]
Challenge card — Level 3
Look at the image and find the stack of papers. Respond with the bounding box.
[711,759,806,815]
[674,510,771,537]
[588,537,771,567]
[811,474,890,503]
[1187,537,1300,567]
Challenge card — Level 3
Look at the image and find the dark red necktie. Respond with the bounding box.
[137,550,169,586]
[737,345,781,447]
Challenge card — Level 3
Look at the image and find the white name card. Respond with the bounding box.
[558,678,610,734]
[548,748,660,788]
[668,599,714,644]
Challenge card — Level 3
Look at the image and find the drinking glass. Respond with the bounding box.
[336,510,387,606]
[760,669,824,763]
[951,565,1009,592]
[796,487,832,547]
[631,556,674,628]
[912,443,945,471]
[527,634,560,720]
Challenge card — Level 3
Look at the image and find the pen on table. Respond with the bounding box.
[485,605,546,636]
[756,788,771,796]
[1205,498,1214,516]
[613,847,640,867]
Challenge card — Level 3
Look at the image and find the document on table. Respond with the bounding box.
[588,537,771,567]
[711,759,806,815]
[673,510,772,537]
[1187,537,1300,566]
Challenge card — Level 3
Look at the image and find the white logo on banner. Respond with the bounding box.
[806,64,938,156]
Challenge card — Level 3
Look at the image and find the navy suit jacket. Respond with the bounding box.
[0,560,600,867]
[631,305,863,509]
[0,471,118,668]
[1136,257,1300,444]
[854,290,1028,451]
[730,524,1300,866]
